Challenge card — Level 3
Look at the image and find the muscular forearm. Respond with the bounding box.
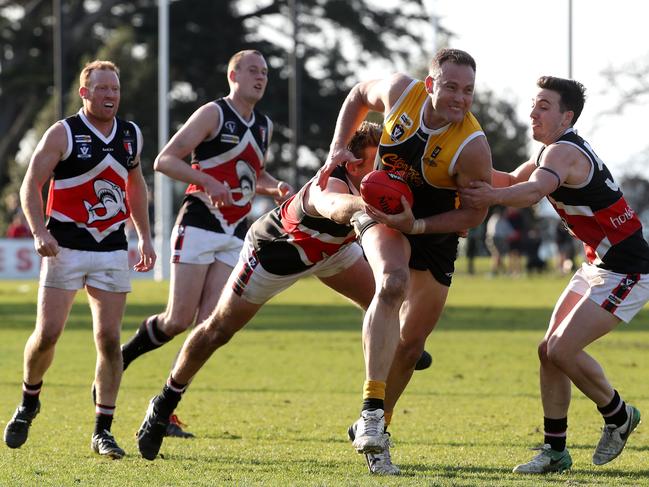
[154,154,212,187]
[317,194,363,224]
[19,181,47,237]
[255,170,282,197]
[491,183,545,208]
[126,177,153,241]
[492,170,514,188]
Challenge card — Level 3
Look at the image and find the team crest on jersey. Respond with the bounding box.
[399,113,413,128]
[78,143,92,159]
[225,121,237,133]
[83,179,127,224]
[123,139,133,156]
[230,160,256,207]
[390,124,405,142]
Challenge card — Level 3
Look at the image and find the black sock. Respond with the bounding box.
[598,390,628,427]
[21,381,42,411]
[94,404,115,435]
[544,416,567,452]
[122,316,172,370]
[154,376,187,418]
[362,398,384,412]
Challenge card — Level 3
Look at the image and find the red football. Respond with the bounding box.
[360,170,414,214]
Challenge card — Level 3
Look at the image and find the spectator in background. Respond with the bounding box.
[555,221,577,274]
[524,225,546,274]
[6,210,31,239]
[465,223,483,275]
[505,207,524,275]
[485,206,512,275]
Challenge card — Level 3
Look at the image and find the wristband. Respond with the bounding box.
[410,219,426,235]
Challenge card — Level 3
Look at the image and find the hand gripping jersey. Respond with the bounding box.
[539,128,649,274]
[180,98,271,239]
[247,166,357,275]
[46,109,142,251]
[377,79,485,221]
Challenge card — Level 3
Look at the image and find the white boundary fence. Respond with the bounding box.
[0,238,155,279]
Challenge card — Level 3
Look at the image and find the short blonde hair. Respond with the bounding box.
[79,60,119,88]
[227,50,264,76]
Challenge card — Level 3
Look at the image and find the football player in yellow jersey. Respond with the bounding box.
[318,48,492,474]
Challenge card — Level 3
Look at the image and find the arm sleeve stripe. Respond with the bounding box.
[537,166,561,189]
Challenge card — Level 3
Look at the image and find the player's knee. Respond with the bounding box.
[376,268,409,306]
[95,332,121,357]
[159,314,193,337]
[545,336,571,368]
[32,326,63,351]
[32,333,57,352]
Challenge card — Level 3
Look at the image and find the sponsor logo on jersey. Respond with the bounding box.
[607,293,622,305]
[399,113,413,128]
[102,147,114,152]
[225,121,237,133]
[74,134,92,143]
[390,124,405,141]
[431,146,442,159]
[259,126,266,144]
[78,143,92,159]
[609,205,635,229]
[220,134,240,144]
[380,153,424,186]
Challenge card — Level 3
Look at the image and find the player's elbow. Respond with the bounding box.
[153,153,172,174]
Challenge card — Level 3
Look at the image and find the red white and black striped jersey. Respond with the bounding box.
[538,128,649,273]
[247,166,357,275]
[179,98,271,239]
[46,109,142,251]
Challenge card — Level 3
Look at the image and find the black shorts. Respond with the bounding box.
[406,232,459,287]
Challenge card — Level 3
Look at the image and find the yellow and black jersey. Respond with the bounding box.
[377,79,485,219]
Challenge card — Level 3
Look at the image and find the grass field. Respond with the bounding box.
[1,260,649,486]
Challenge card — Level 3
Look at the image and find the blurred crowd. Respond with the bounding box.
[4,193,582,277]
[463,205,580,277]
[4,194,31,239]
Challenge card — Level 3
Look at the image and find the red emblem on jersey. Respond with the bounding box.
[47,158,130,242]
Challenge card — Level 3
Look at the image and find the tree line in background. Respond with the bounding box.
[1,0,562,236]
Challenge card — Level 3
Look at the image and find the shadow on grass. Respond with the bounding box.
[403,462,649,483]
[2,302,649,333]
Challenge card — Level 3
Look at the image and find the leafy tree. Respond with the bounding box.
[0,0,431,231]
[619,174,649,231]
[471,89,529,173]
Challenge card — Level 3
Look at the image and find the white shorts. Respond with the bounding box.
[229,240,364,304]
[567,263,649,322]
[170,224,243,267]
[40,247,131,292]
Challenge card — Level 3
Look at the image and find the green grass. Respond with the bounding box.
[1,260,649,486]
